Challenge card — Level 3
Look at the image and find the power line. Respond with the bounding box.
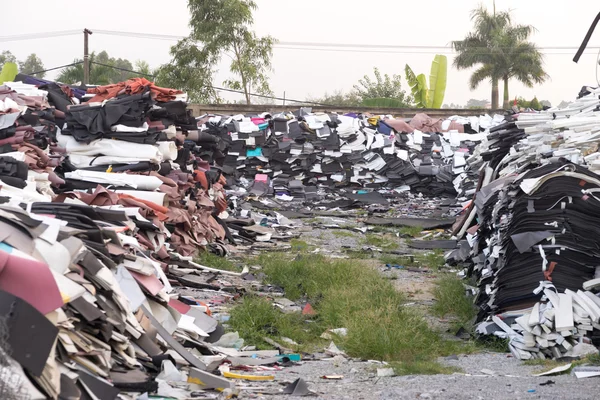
[0,30,81,42]
[275,46,596,56]
[92,29,186,41]
[2,29,600,53]
[30,61,83,75]
[211,86,331,106]
[90,61,156,78]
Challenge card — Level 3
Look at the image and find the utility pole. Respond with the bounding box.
[83,29,93,85]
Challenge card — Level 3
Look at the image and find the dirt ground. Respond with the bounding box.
[227,218,600,400]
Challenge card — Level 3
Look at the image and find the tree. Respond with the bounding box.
[0,51,16,65]
[529,96,541,111]
[353,67,412,107]
[164,0,276,105]
[18,53,45,78]
[308,90,362,107]
[57,51,152,85]
[540,100,551,108]
[466,99,489,108]
[452,6,548,109]
[155,39,220,104]
[497,26,548,108]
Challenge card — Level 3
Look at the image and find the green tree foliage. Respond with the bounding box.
[353,67,413,107]
[452,6,548,109]
[529,96,541,111]
[57,51,152,85]
[155,39,219,104]
[18,53,45,78]
[0,51,16,65]
[466,98,489,108]
[161,0,275,105]
[307,90,362,107]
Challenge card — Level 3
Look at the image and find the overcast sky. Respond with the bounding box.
[2,0,600,106]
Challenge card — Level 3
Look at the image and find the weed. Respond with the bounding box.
[194,252,241,272]
[362,233,398,250]
[399,226,423,238]
[332,230,356,238]
[290,239,312,252]
[431,275,476,327]
[414,250,446,270]
[231,253,477,366]
[391,361,463,375]
[343,249,373,259]
[229,296,325,352]
[380,255,415,267]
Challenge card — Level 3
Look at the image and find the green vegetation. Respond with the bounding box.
[432,275,476,329]
[380,249,445,270]
[290,239,312,251]
[362,233,398,250]
[452,5,548,109]
[391,361,462,376]
[194,251,241,272]
[399,226,423,237]
[405,54,448,109]
[229,296,323,351]
[332,230,357,238]
[228,253,476,374]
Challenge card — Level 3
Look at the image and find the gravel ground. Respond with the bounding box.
[228,217,600,399]
[238,353,598,400]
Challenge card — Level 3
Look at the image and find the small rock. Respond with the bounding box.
[377,368,396,377]
[419,393,432,399]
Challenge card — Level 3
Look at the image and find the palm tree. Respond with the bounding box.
[498,27,548,108]
[57,53,115,85]
[452,5,548,109]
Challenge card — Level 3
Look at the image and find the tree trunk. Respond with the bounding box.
[232,41,251,105]
[491,77,499,110]
[503,77,509,109]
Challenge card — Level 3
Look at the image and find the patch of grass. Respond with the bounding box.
[399,226,423,238]
[194,252,241,272]
[229,296,325,351]
[290,239,312,252]
[391,361,462,375]
[231,253,476,368]
[380,255,415,267]
[431,275,476,328]
[362,233,398,250]
[414,249,446,270]
[343,249,373,259]
[332,230,356,238]
[368,226,397,234]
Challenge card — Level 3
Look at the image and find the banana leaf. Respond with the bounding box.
[427,55,447,109]
[405,64,428,108]
[0,62,18,85]
[362,97,404,108]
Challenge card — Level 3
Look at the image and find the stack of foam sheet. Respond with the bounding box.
[0,77,301,399]
[197,111,505,198]
[450,88,600,359]
[46,78,231,257]
[479,283,600,360]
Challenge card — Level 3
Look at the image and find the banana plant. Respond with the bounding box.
[428,55,447,108]
[0,62,18,85]
[405,55,448,109]
[405,65,429,108]
[361,97,405,108]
